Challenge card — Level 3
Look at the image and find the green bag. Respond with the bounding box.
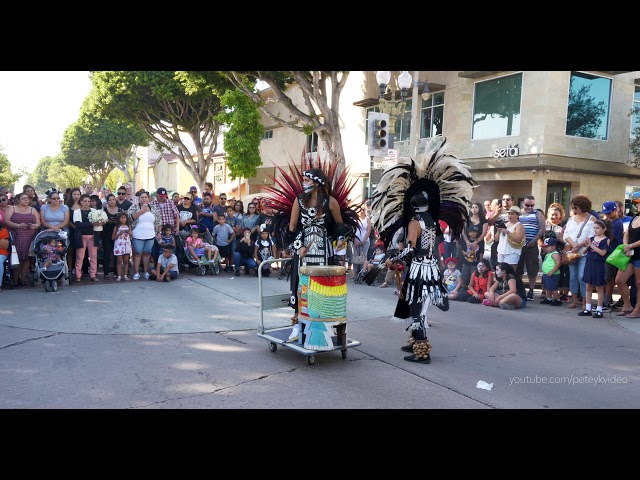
[606,244,632,271]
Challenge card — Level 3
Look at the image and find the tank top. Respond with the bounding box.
[628,217,640,261]
[519,211,540,243]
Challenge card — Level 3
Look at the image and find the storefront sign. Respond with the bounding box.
[493,144,519,158]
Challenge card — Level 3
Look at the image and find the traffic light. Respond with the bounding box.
[367,112,390,157]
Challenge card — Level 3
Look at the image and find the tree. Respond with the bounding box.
[89,71,236,191]
[59,122,115,189]
[217,89,264,181]
[0,145,26,192]
[71,98,150,188]
[25,156,56,193]
[184,71,350,171]
[46,157,87,192]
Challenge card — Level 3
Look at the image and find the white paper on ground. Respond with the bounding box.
[476,380,493,390]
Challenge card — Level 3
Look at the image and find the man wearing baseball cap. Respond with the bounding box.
[190,186,202,210]
[150,187,181,265]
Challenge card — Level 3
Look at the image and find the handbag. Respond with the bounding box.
[561,216,590,265]
[606,244,632,271]
[351,253,367,265]
[507,233,526,249]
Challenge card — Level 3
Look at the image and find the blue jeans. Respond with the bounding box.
[568,255,587,299]
[234,252,257,273]
[0,253,6,286]
[444,241,457,260]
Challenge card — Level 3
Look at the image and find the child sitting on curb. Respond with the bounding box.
[442,257,463,300]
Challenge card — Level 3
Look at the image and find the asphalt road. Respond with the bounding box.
[1,264,639,409]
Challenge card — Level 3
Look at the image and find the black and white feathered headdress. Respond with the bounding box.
[370,136,477,249]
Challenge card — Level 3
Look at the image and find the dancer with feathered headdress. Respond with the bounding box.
[260,149,361,341]
[367,136,477,363]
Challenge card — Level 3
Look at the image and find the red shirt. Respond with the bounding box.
[470,271,494,297]
[0,227,8,256]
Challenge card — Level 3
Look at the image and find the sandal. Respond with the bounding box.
[617,309,633,316]
[379,282,388,288]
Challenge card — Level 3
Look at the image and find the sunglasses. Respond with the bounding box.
[117,192,126,195]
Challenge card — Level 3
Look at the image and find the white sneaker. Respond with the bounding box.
[144,272,150,279]
[132,273,140,280]
[288,323,300,341]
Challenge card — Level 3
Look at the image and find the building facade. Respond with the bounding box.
[139,71,640,214]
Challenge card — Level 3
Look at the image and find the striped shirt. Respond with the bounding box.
[519,211,541,242]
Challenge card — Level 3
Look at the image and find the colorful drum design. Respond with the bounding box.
[298,265,347,320]
[298,265,348,351]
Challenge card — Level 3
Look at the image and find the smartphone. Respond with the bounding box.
[498,199,503,208]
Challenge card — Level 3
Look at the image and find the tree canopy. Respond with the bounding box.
[0,145,26,192]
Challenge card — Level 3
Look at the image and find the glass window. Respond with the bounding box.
[420,91,444,138]
[306,132,319,153]
[566,71,612,140]
[396,99,412,143]
[472,72,522,140]
[262,130,273,140]
[631,85,640,140]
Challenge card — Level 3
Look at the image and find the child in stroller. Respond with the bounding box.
[183,226,221,275]
[32,229,69,291]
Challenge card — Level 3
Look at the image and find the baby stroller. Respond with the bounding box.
[30,229,69,292]
[182,228,221,276]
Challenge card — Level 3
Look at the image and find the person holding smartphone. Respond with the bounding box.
[233,228,258,275]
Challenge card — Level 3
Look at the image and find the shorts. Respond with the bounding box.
[498,252,521,265]
[217,244,230,256]
[542,273,560,292]
[516,242,540,277]
[604,262,618,283]
[631,259,640,269]
[193,247,205,257]
[131,237,155,254]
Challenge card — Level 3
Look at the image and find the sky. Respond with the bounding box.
[0,71,93,187]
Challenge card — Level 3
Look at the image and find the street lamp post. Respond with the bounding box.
[375,71,413,150]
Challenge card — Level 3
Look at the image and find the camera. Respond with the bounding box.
[495,219,507,229]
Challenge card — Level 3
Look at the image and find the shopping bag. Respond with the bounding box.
[10,245,19,268]
[606,244,632,271]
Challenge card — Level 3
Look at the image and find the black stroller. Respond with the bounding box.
[30,230,70,292]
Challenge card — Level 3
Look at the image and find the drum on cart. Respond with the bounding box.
[298,265,347,351]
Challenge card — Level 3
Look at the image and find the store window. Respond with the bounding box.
[472,72,522,140]
[631,85,640,140]
[420,91,444,139]
[566,71,612,140]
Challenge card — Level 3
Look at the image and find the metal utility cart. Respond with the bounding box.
[256,258,361,365]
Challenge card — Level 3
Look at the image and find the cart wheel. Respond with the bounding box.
[52,281,58,292]
[307,355,315,365]
[198,265,206,276]
[214,264,220,275]
[30,273,35,287]
[278,271,284,280]
[44,281,50,292]
[268,342,277,352]
[341,349,347,359]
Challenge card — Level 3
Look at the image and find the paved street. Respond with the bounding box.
[1,265,639,409]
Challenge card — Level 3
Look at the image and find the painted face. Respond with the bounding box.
[495,267,502,277]
[303,177,316,193]
[477,263,486,272]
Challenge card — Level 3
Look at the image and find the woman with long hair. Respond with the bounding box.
[559,195,596,311]
[72,194,102,282]
[285,168,353,340]
[4,192,40,285]
[486,262,527,309]
[102,193,120,280]
[65,187,82,278]
[541,203,569,302]
[458,201,488,286]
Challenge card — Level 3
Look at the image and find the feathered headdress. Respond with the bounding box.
[259,147,361,247]
[370,136,477,250]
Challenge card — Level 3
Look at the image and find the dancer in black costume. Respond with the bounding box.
[366,137,477,363]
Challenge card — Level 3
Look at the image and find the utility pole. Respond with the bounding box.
[409,71,421,158]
